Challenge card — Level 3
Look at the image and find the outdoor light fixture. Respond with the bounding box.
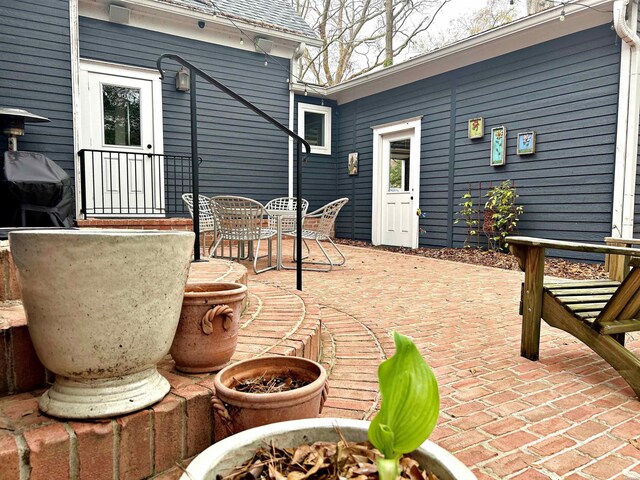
[559,4,566,21]
[175,67,190,92]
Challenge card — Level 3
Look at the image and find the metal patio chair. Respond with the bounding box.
[284,197,349,272]
[209,196,276,274]
[265,197,310,269]
[182,193,218,256]
[265,197,309,233]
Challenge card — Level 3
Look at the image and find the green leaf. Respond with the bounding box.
[368,332,440,460]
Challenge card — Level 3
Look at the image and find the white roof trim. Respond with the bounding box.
[79,0,321,49]
[294,0,614,104]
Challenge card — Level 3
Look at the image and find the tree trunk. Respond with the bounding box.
[384,0,393,67]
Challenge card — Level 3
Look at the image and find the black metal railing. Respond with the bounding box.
[78,149,196,217]
[156,54,311,290]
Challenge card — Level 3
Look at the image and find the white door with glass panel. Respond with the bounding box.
[79,63,164,216]
[381,132,415,247]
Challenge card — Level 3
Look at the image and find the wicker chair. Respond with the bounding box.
[265,197,309,233]
[209,196,276,274]
[182,193,217,256]
[284,197,349,272]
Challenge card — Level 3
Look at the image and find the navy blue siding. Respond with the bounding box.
[79,17,292,208]
[0,1,74,180]
[334,25,621,256]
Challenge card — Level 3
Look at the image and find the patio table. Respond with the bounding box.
[266,208,297,270]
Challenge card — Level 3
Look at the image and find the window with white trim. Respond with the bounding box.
[298,103,332,155]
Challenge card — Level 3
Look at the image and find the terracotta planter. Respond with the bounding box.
[170,282,248,373]
[212,356,328,441]
[9,229,194,419]
[183,418,477,480]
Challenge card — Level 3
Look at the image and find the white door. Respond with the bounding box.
[381,132,414,246]
[372,117,422,248]
[79,63,164,216]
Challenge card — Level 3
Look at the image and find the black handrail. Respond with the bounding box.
[157,54,310,290]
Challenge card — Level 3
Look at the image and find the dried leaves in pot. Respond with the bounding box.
[232,373,311,394]
[221,438,439,480]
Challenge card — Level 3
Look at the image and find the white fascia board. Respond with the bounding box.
[79,0,321,61]
[317,0,613,104]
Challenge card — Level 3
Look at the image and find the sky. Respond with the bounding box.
[429,0,527,35]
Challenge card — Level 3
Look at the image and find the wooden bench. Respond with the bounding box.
[508,236,640,399]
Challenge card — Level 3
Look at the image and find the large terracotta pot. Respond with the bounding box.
[212,356,328,441]
[9,229,194,419]
[170,282,248,373]
[183,418,477,480]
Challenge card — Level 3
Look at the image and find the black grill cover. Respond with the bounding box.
[1,151,74,227]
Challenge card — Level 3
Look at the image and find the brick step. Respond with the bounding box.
[0,279,321,479]
[0,258,248,397]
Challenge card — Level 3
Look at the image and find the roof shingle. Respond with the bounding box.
[157,0,317,39]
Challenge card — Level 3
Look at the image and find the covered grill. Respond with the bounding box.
[0,107,74,227]
[1,151,74,227]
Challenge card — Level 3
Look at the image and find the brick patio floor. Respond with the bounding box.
[251,241,640,480]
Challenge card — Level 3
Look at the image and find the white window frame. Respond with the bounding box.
[298,103,332,155]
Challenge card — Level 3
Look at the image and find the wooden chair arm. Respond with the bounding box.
[604,237,640,246]
[508,236,640,257]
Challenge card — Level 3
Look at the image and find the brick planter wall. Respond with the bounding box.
[76,218,193,231]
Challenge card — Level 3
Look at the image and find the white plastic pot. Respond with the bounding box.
[183,418,477,480]
[10,229,194,419]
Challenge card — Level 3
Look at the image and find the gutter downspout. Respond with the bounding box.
[612,0,640,238]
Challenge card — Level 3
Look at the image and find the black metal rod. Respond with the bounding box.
[157,54,311,286]
[157,54,311,151]
[296,141,302,291]
[79,150,87,219]
[190,68,201,262]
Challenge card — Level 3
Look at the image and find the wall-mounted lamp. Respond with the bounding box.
[293,42,307,60]
[175,67,190,92]
[559,3,566,21]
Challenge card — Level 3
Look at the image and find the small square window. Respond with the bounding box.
[298,103,331,155]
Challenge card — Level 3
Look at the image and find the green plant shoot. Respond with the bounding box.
[368,332,440,480]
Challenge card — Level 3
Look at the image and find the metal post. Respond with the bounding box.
[190,68,204,262]
[296,141,302,291]
[79,150,87,219]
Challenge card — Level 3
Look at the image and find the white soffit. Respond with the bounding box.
[324,0,614,104]
[79,0,320,60]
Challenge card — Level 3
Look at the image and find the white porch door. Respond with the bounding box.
[372,117,422,248]
[79,62,164,216]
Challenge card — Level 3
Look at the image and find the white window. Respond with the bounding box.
[298,103,332,155]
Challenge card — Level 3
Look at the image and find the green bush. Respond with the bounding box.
[484,180,524,251]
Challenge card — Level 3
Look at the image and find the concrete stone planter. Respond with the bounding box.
[9,229,194,419]
[183,418,477,480]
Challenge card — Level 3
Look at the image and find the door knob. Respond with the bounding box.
[147,144,152,149]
